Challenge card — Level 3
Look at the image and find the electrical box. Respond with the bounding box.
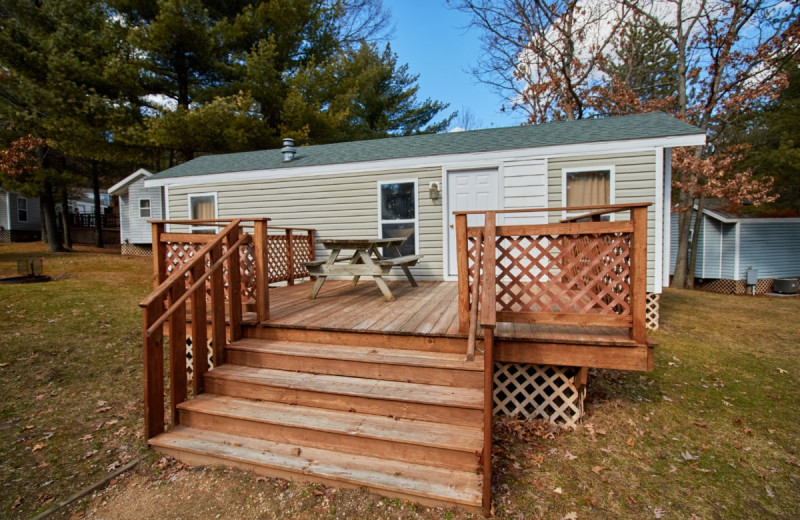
[746,267,758,285]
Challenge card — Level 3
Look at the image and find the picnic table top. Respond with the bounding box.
[317,237,406,249]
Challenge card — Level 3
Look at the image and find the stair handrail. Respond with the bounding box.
[140,219,244,440]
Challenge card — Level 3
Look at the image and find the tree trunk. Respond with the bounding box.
[42,181,63,253]
[92,163,104,248]
[61,188,72,250]
[40,204,47,243]
[687,195,706,288]
[670,192,694,289]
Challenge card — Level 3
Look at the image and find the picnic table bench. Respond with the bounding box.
[302,237,423,302]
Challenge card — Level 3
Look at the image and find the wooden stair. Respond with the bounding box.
[148,332,485,512]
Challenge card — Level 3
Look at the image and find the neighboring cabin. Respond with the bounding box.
[0,189,41,242]
[108,168,164,256]
[145,112,706,326]
[670,200,800,294]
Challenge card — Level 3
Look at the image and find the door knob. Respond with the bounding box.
[449,224,454,229]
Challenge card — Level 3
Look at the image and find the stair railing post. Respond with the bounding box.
[168,278,187,426]
[189,262,208,395]
[143,298,165,439]
[152,222,166,289]
[209,240,227,365]
[286,227,295,286]
[480,211,497,518]
[253,219,270,322]
[226,224,243,341]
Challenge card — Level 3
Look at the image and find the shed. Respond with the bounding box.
[669,200,800,294]
[0,189,41,242]
[108,168,164,255]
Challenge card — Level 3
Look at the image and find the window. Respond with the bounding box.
[188,193,217,233]
[139,199,151,218]
[562,167,614,219]
[17,198,27,222]
[378,180,417,257]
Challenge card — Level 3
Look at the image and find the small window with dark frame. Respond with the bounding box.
[17,197,28,222]
[379,181,416,257]
[139,199,151,218]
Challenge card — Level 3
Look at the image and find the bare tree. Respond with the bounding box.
[448,0,632,122]
[450,106,485,131]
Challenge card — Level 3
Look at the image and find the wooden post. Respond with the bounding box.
[629,206,648,344]
[189,263,208,395]
[456,213,470,334]
[209,241,227,365]
[152,222,167,289]
[286,228,295,286]
[226,225,243,341]
[168,280,187,426]
[481,327,494,517]
[143,299,165,440]
[253,219,270,322]
[481,212,497,330]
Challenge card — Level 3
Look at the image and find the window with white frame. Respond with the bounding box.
[378,180,417,257]
[139,199,151,218]
[188,193,217,233]
[17,197,27,222]
[563,167,614,219]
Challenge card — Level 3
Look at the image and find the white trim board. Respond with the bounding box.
[144,134,706,189]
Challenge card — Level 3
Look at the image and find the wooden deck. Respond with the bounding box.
[259,280,635,342]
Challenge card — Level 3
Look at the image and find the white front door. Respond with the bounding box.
[447,168,499,276]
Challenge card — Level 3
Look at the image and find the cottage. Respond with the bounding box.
[108,168,165,255]
[146,112,705,327]
[0,189,41,242]
[670,199,800,294]
[138,113,706,513]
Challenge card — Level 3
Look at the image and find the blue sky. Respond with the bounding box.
[386,0,522,129]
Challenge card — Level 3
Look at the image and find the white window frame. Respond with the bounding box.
[561,165,615,220]
[138,198,151,219]
[377,179,419,255]
[187,192,218,233]
[17,197,28,222]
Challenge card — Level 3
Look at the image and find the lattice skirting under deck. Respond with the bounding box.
[184,335,215,387]
[121,243,153,256]
[494,363,586,427]
[646,293,660,331]
[695,278,777,295]
[0,229,9,242]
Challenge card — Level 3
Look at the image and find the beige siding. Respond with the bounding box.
[548,151,659,292]
[168,167,445,280]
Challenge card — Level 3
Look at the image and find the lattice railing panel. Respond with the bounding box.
[468,232,632,316]
[162,229,314,305]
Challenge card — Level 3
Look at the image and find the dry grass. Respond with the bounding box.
[2,241,798,519]
[0,242,152,519]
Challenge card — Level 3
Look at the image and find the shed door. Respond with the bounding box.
[447,168,499,276]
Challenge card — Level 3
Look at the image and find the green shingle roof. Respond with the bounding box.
[151,112,703,180]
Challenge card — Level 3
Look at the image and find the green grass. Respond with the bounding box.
[2,242,798,519]
[0,242,152,519]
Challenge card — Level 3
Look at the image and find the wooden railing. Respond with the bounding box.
[151,220,316,322]
[140,220,247,439]
[455,203,650,343]
[141,218,316,440]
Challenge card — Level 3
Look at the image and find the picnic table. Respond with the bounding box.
[303,237,423,302]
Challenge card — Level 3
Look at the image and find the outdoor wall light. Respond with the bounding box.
[429,182,440,200]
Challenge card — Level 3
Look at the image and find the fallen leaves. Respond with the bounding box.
[766,485,775,498]
[681,451,699,461]
[11,496,22,510]
[32,443,45,452]
[591,465,607,475]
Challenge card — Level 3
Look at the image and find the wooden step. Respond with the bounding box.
[150,426,482,511]
[204,365,483,426]
[243,325,467,354]
[178,394,482,471]
[225,338,483,388]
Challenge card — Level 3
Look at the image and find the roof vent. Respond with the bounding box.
[281,138,296,162]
